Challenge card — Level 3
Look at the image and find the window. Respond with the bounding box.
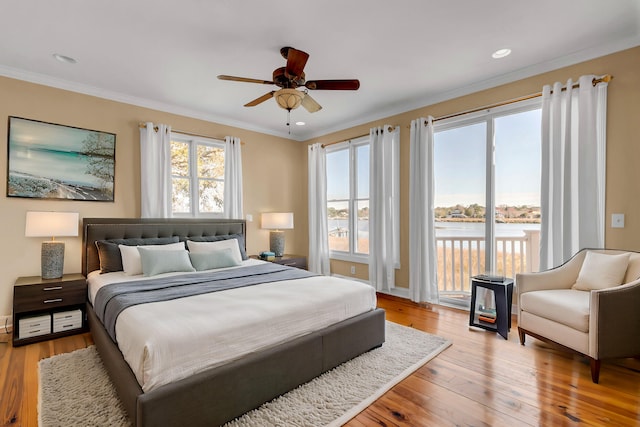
[326,136,369,261]
[170,133,225,216]
[433,99,542,304]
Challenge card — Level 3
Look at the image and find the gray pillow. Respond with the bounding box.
[189,248,242,271]
[187,234,248,260]
[95,236,180,273]
[138,247,196,277]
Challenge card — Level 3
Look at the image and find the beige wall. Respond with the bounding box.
[0,77,308,316]
[306,46,640,289]
[1,46,637,316]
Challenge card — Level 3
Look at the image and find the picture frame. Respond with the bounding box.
[7,116,116,201]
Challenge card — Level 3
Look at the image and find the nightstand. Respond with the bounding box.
[251,254,308,270]
[13,273,87,346]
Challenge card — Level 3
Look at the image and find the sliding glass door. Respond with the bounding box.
[433,101,541,306]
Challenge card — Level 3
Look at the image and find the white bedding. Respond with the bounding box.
[88,259,377,392]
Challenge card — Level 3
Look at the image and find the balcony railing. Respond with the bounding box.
[436,230,540,296]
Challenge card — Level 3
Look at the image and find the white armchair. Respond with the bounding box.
[516,248,640,383]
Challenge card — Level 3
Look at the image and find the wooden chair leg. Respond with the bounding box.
[518,327,526,345]
[590,358,601,384]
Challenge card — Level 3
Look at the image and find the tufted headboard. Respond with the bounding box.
[82,218,246,276]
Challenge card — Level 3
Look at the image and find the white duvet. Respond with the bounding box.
[88,259,377,392]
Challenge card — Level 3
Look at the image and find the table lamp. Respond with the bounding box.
[261,212,294,257]
[25,211,79,279]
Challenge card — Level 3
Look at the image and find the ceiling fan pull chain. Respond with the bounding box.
[287,109,291,134]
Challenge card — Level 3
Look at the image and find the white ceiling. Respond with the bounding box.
[1,1,639,141]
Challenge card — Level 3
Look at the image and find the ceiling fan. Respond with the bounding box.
[217,47,360,114]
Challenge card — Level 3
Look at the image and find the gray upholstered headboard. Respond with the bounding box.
[82,218,246,276]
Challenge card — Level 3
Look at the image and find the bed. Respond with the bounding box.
[82,218,386,427]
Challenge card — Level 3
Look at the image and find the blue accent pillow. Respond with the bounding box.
[138,248,195,277]
[189,248,242,271]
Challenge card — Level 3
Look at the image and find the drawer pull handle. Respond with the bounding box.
[284,262,296,266]
[43,286,63,291]
[44,298,63,304]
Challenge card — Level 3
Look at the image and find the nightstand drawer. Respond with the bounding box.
[273,256,307,269]
[53,309,83,333]
[18,314,51,339]
[14,281,87,312]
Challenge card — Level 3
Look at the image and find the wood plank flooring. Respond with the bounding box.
[1,294,639,426]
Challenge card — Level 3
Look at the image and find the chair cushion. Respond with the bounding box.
[572,251,629,291]
[520,289,590,332]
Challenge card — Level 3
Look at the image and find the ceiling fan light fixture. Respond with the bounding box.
[274,88,304,110]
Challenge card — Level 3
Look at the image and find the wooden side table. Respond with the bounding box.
[13,273,87,346]
[250,254,307,270]
[468,276,514,340]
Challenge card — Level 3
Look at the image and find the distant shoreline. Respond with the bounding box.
[436,218,540,224]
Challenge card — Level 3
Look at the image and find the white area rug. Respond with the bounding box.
[39,321,451,427]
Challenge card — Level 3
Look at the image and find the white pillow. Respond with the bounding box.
[572,251,630,291]
[187,239,243,265]
[119,241,186,276]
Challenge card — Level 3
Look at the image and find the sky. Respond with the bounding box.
[326,143,369,201]
[326,107,541,208]
[9,117,105,152]
[434,108,542,207]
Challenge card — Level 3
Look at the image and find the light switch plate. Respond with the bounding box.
[612,213,624,228]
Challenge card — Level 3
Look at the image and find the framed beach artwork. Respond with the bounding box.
[7,117,116,201]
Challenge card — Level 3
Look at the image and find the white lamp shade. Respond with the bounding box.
[25,211,79,238]
[261,212,294,230]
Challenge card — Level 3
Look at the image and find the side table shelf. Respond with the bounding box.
[469,276,514,340]
[13,273,87,346]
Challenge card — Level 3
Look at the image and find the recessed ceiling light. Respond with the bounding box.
[295,121,306,126]
[52,53,77,64]
[492,48,511,59]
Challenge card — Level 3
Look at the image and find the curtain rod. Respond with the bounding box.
[422,74,612,126]
[320,125,398,149]
[138,123,244,144]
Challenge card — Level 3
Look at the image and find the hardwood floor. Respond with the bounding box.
[1,294,639,426]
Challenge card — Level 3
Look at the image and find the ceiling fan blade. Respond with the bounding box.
[244,91,275,107]
[218,75,274,85]
[301,93,322,113]
[305,79,360,90]
[285,48,309,78]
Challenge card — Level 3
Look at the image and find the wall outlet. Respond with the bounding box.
[612,213,625,228]
[350,265,356,275]
[246,214,253,222]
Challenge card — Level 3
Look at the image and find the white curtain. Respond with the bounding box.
[308,143,330,275]
[368,125,400,292]
[540,75,607,270]
[409,117,438,303]
[224,136,243,219]
[140,122,172,218]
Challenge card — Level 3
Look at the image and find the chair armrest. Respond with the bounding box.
[590,279,640,359]
[516,250,586,295]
